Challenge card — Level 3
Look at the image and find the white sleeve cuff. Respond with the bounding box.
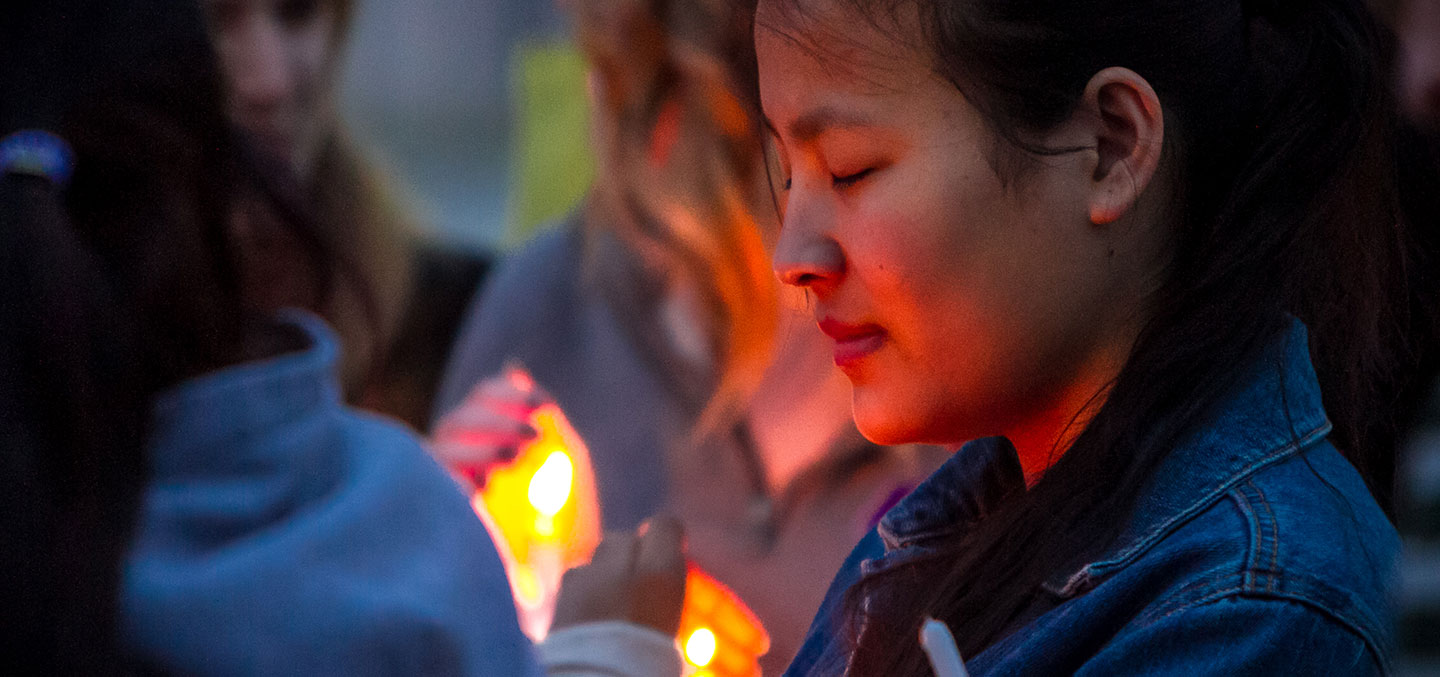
[538,621,682,677]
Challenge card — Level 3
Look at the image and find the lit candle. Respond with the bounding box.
[676,567,769,677]
[473,402,769,674]
[474,403,601,640]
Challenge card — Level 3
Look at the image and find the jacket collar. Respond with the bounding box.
[877,436,1024,552]
[874,319,1331,595]
[148,309,342,480]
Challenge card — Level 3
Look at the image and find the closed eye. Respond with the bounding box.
[832,168,875,188]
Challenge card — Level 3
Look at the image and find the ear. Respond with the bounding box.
[1077,67,1165,226]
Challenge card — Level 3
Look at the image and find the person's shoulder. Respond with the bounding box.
[1245,440,1397,640]
[460,223,587,355]
[309,410,542,656]
[1247,440,1400,569]
[1130,438,1396,592]
[334,407,471,505]
[126,400,540,674]
[1076,593,1385,675]
[1134,439,1397,666]
[482,222,585,314]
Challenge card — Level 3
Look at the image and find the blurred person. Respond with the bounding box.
[202,0,494,431]
[0,0,688,673]
[431,0,947,669]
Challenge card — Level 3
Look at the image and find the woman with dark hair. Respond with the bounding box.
[751,0,1431,673]
[0,0,683,673]
[2,0,253,667]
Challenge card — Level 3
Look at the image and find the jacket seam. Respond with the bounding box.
[1149,587,1392,675]
[1229,489,1262,593]
[1054,420,1329,595]
[1235,480,1281,594]
[1257,482,1280,594]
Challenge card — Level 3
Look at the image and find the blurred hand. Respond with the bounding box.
[431,365,548,488]
[552,517,688,636]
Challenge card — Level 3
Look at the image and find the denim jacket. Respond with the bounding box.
[784,321,1399,676]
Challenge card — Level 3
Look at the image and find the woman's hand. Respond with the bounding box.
[552,517,688,636]
[431,366,548,488]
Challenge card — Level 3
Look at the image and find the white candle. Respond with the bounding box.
[919,617,970,677]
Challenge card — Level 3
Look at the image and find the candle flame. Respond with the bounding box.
[528,451,574,517]
[685,628,718,667]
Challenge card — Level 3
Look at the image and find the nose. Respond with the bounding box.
[773,221,845,293]
[226,20,292,114]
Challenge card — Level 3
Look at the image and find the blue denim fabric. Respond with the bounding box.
[785,321,1399,676]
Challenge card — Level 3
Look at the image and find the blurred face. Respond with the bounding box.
[1391,0,1440,125]
[757,7,1138,449]
[203,0,341,179]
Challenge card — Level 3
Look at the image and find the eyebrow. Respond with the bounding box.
[763,106,881,144]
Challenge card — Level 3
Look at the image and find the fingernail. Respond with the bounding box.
[520,424,538,439]
[464,467,487,491]
[498,445,518,461]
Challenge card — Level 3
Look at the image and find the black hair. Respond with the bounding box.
[757,0,1436,672]
[1,0,334,669]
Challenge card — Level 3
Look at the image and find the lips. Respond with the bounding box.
[818,317,887,369]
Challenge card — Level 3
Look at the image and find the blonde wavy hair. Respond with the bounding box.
[569,0,780,438]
